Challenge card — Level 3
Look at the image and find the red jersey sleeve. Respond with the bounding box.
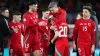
[91,21,96,45]
[72,20,79,41]
[38,20,45,34]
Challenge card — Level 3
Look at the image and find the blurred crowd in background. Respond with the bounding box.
[0,0,100,24]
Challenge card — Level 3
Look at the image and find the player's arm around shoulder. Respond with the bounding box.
[51,26,59,44]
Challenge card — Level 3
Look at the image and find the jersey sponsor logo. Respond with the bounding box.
[80,23,83,25]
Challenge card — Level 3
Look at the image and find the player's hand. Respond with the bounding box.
[50,25,55,30]
[51,39,54,44]
[11,26,19,33]
[72,42,76,51]
[10,49,13,54]
[38,21,47,26]
[91,45,95,53]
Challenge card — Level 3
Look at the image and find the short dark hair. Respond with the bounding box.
[84,3,92,8]
[82,6,92,12]
[0,7,8,13]
[13,11,22,15]
[42,8,49,12]
[28,0,38,6]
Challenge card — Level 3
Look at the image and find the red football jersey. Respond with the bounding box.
[72,18,96,45]
[8,22,24,47]
[22,11,38,35]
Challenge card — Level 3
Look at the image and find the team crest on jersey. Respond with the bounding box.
[88,23,91,26]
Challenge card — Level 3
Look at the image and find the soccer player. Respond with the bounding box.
[48,2,67,25]
[72,6,96,56]
[22,1,46,56]
[8,12,24,56]
[38,10,50,56]
[50,18,70,56]
[73,12,83,56]
[48,2,67,55]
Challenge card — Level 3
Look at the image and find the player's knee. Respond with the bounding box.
[33,50,41,56]
[24,53,30,56]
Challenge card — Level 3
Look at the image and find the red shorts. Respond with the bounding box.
[10,47,24,56]
[39,36,49,48]
[40,46,48,56]
[77,41,92,56]
[24,34,40,53]
[55,38,69,56]
[38,35,49,56]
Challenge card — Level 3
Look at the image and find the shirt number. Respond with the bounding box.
[59,26,67,37]
[25,43,29,48]
[83,26,87,31]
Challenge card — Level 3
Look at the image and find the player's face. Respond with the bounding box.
[76,14,82,20]
[83,9,90,18]
[31,4,38,12]
[42,11,50,19]
[49,7,57,13]
[3,10,9,17]
[15,15,21,22]
[50,20,55,25]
